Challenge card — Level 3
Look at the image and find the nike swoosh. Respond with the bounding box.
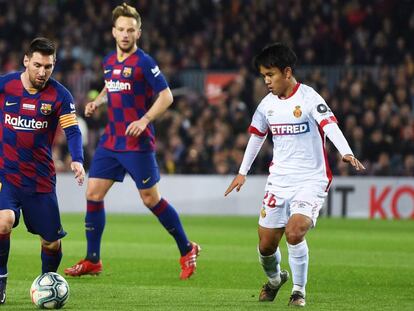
[5,101,18,106]
[104,69,111,74]
[142,177,151,184]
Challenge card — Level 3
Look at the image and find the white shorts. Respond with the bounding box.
[258,184,327,229]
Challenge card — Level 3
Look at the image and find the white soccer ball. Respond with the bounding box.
[30,272,69,309]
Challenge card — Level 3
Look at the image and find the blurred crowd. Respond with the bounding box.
[0,0,413,176]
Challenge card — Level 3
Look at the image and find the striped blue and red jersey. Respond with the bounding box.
[0,72,83,193]
[99,48,168,152]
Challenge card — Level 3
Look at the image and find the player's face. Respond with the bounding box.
[259,65,292,97]
[113,16,141,53]
[24,52,55,90]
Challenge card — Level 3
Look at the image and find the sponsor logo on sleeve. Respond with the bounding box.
[151,66,161,77]
[317,103,330,114]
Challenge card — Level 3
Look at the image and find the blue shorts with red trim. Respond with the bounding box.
[88,146,160,189]
[0,179,66,242]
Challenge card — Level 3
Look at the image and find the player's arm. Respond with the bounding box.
[323,123,365,171]
[224,130,267,196]
[59,93,86,185]
[125,87,173,137]
[84,87,107,117]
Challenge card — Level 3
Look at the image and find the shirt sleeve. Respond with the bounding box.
[58,90,84,163]
[310,93,338,129]
[248,105,268,137]
[141,54,169,93]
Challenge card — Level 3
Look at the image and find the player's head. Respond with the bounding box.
[112,3,141,53]
[254,43,297,97]
[23,37,56,90]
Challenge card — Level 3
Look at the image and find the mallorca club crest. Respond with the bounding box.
[40,103,52,115]
[293,105,302,118]
[122,67,133,78]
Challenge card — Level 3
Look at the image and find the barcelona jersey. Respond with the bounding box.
[100,48,168,152]
[0,72,83,193]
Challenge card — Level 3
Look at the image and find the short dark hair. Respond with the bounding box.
[254,42,297,72]
[26,37,56,58]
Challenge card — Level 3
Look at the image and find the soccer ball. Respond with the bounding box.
[30,272,69,309]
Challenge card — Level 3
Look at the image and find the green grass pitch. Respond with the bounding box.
[4,215,414,310]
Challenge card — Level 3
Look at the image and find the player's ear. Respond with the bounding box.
[112,26,116,39]
[136,28,142,40]
[23,55,29,68]
[284,67,292,79]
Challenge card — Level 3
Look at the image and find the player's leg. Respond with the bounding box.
[20,191,67,275]
[64,178,113,277]
[285,213,311,307]
[139,184,200,279]
[40,239,62,274]
[65,146,123,277]
[257,190,290,302]
[285,187,326,307]
[0,210,14,305]
[0,180,21,304]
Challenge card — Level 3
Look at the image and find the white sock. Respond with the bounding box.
[258,247,282,287]
[287,240,308,295]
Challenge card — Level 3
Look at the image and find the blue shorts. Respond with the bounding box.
[0,179,66,242]
[88,146,160,189]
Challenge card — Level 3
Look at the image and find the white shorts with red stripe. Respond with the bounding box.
[258,183,327,229]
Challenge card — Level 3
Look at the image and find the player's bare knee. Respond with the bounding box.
[142,195,158,208]
[86,189,105,201]
[0,211,14,233]
[259,244,278,256]
[285,229,305,245]
[41,239,61,251]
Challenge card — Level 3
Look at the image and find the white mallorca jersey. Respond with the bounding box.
[249,83,337,190]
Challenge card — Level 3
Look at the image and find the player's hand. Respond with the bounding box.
[84,101,98,117]
[342,154,366,171]
[71,161,85,186]
[125,117,150,137]
[224,174,246,196]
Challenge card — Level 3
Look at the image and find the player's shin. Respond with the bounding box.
[85,200,105,263]
[41,243,62,273]
[0,233,10,277]
[287,240,308,295]
[150,198,191,256]
[258,246,282,287]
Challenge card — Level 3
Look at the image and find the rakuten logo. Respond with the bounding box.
[4,114,48,131]
[105,79,131,92]
[270,122,310,135]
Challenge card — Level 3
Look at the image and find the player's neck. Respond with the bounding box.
[117,45,138,62]
[20,72,39,95]
[280,78,298,99]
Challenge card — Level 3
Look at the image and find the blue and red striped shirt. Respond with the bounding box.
[99,48,168,152]
[0,72,83,193]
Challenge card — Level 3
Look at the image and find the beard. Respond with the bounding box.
[117,41,135,53]
[29,76,47,90]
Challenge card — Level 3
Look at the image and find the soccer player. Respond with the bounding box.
[64,3,200,279]
[224,43,365,307]
[0,37,85,304]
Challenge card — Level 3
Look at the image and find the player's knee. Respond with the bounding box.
[0,213,14,234]
[285,229,304,245]
[142,195,158,208]
[86,189,105,201]
[258,244,277,256]
[41,239,61,251]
